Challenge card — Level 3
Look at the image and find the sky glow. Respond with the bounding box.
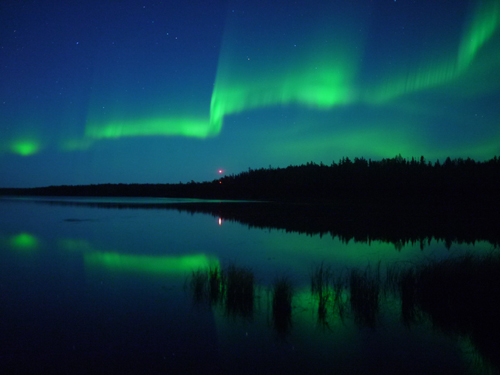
[10,140,41,157]
[0,0,499,187]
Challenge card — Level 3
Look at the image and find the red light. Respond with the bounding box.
[218,169,223,174]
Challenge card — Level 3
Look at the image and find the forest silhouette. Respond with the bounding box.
[2,155,499,203]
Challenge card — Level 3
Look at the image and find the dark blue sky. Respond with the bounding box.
[1,0,499,187]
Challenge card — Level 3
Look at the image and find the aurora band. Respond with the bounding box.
[77,0,499,143]
[364,0,500,104]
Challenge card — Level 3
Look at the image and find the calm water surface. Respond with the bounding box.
[0,197,497,374]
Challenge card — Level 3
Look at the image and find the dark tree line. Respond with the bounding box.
[1,155,499,203]
[213,155,500,201]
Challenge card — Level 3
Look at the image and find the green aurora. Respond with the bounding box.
[365,0,500,104]
[84,117,217,141]
[10,140,41,157]
[78,0,500,156]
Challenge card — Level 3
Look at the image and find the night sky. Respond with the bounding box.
[1,0,499,187]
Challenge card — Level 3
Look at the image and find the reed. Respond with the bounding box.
[311,262,331,296]
[311,262,332,324]
[224,264,255,317]
[186,255,500,371]
[190,269,208,303]
[331,273,347,320]
[208,265,224,304]
[188,264,255,317]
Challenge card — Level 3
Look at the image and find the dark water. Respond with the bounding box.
[0,197,497,374]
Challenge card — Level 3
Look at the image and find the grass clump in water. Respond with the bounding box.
[189,265,225,305]
[208,265,224,304]
[190,269,209,303]
[189,264,255,317]
[331,273,347,320]
[311,262,332,324]
[224,264,255,318]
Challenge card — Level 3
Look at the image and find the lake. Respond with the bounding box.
[1,196,498,374]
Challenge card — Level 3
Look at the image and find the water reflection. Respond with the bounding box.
[271,276,293,337]
[24,197,500,249]
[395,255,500,373]
[188,254,500,374]
[1,197,499,374]
[56,237,220,275]
[1,232,40,251]
[85,252,219,275]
